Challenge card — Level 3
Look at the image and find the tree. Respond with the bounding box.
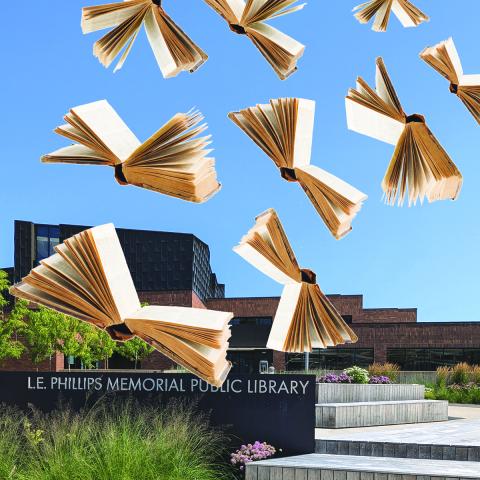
[115,337,154,369]
[24,307,65,368]
[0,270,10,318]
[0,299,28,364]
[0,270,28,364]
[77,325,116,369]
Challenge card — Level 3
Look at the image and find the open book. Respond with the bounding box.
[420,38,480,125]
[82,0,207,77]
[346,57,462,207]
[10,224,232,387]
[203,0,305,80]
[42,100,221,203]
[234,209,358,352]
[229,98,367,239]
[353,0,429,32]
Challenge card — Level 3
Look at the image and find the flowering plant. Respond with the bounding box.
[230,441,276,471]
[318,373,352,384]
[369,375,392,384]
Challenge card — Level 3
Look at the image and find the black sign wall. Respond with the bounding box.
[0,372,315,456]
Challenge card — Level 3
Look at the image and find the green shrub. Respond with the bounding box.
[0,400,232,480]
[435,366,451,387]
[344,366,369,384]
[368,363,400,382]
[451,362,471,385]
[0,407,25,479]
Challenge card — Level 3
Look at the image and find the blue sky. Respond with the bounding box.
[1,1,479,322]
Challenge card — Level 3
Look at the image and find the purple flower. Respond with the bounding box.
[369,376,392,384]
[319,373,353,384]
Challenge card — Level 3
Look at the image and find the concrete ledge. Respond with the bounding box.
[245,453,480,480]
[316,400,448,428]
[316,439,480,462]
[316,384,425,403]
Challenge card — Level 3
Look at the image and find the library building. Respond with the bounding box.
[3,220,480,374]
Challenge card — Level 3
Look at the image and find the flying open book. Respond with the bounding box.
[10,224,232,387]
[353,0,429,32]
[346,57,462,207]
[229,98,367,239]
[203,0,305,80]
[81,0,207,77]
[420,38,480,126]
[42,100,221,203]
[234,209,358,352]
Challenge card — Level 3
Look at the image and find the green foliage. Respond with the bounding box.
[426,384,480,404]
[0,300,28,364]
[451,362,471,385]
[78,326,116,368]
[435,366,451,387]
[0,270,10,312]
[368,362,400,382]
[115,337,154,368]
[344,366,369,384]
[0,400,232,480]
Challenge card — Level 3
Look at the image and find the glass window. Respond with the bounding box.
[35,225,60,263]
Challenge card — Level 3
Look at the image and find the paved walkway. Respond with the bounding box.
[316,404,480,446]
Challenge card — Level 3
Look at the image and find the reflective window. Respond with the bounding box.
[387,348,480,370]
[286,348,374,371]
[35,225,60,263]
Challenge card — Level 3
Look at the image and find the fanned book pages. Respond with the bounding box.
[353,0,428,32]
[81,0,207,77]
[10,224,232,387]
[42,100,221,203]
[234,209,358,352]
[420,38,480,125]
[203,0,306,80]
[346,57,463,207]
[229,98,367,239]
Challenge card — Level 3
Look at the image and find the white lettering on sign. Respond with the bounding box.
[25,376,311,395]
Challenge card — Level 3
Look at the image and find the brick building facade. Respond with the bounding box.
[2,221,480,374]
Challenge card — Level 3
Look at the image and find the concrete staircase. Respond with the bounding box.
[315,384,448,428]
[245,453,480,480]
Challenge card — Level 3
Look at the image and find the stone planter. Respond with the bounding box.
[316,383,425,403]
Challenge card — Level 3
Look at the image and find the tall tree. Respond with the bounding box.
[77,325,116,369]
[115,337,154,369]
[0,270,28,364]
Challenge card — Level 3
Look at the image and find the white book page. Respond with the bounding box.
[247,22,304,57]
[391,0,416,27]
[292,98,315,168]
[460,74,480,86]
[226,0,246,22]
[72,100,141,162]
[42,145,112,165]
[444,38,463,79]
[126,306,232,331]
[143,8,180,78]
[299,165,368,203]
[267,283,302,351]
[90,224,140,321]
[233,242,296,285]
[345,97,404,146]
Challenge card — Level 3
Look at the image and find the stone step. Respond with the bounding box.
[316,400,448,428]
[316,384,425,404]
[315,418,480,462]
[245,453,480,480]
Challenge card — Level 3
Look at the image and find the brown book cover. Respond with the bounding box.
[353,0,429,32]
[42,100,221,203]
[82,0,207,76]
[420,38,480,125]
[229,98,367,239]
[346,57,462,206]
[234,208,358,352]
[203,0,306,79]
[10,224,232,387]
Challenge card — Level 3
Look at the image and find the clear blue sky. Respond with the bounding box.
[1,1,479,322]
